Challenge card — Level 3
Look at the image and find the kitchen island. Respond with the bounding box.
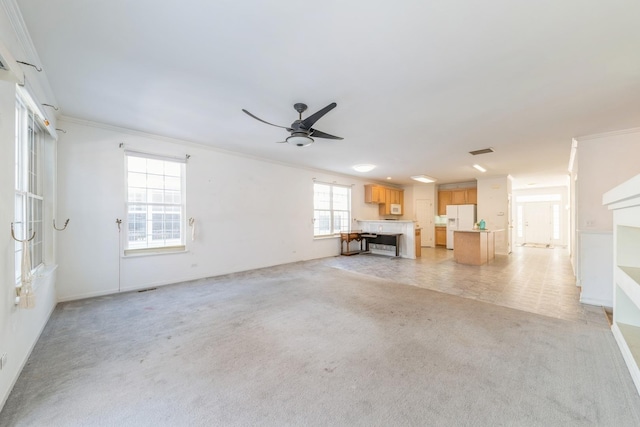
[453,229,499,266]
[356,220,417,259]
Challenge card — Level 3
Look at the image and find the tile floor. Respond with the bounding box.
[322,245,607,325]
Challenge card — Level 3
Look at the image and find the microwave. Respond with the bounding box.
[390,204,402,215]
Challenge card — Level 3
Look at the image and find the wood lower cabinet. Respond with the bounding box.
[435,227,447,246]
[415,228,422,257]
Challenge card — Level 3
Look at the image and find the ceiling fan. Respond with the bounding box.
[242,102,344,147]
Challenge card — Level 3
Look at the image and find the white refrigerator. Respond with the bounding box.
[446,204,477,249]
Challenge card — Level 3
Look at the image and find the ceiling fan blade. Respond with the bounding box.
[310,128,343,140]
[242,109,292,130]
[300,102,337,129]
[275,140,287,143]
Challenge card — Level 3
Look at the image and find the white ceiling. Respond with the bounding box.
[15,0,640,188]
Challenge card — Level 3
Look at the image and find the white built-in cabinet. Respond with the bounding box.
[603,174,640,395]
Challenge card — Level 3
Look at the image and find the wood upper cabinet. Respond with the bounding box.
[466,188,477,204]
[365,184,404,215]
[438,191,452,215]
[438,187,477,215]
[451,189,467,204]
[364,184,386,203]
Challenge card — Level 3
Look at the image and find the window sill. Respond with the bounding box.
[313,235,341,241]
[27,264,58,291]
[123,247,188,258]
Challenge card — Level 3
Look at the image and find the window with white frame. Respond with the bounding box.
[125,152,186,254]
[14,92,45,283]
[313,182,351,236]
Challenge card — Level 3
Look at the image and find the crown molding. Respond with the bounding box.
[575,126,640,142]
[1,0,58,106]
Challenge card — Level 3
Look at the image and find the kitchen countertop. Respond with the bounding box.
[454,229,504,233]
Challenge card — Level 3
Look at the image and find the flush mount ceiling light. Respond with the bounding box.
[352,164,377,172]
[410,175,436,183]
[473,164,487,172]
[286,134,314,147]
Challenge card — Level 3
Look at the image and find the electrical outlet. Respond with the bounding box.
[0,352,7,370]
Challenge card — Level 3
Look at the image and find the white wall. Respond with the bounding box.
[0,9,59,410]
[574,128,640,307]
[55,119,382,300]
[477,175,511,255]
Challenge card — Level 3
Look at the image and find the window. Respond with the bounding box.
[14,92,45,283]
[125,152,186,254]
[313,182,351,236]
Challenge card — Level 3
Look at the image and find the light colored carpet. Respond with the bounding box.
[2,261,639,426]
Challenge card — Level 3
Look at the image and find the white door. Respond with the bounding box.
[524,202,552,245]
[415,199,432,247]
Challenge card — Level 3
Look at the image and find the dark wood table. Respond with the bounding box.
[340,231,365,256]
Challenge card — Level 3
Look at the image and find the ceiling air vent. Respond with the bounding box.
[469,147,494,156]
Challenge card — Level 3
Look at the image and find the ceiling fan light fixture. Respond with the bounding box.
[286,134,314,147]
[411,175,436,183]
[352,164,377,172]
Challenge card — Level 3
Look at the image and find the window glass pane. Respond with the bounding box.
[128,188,146,203]
[165,190,181,204]
[333,187,349,210]
[164,162,181,176]
[333,210,349,233]
[314,184,331,210]
[165,176,181,191]
[128,156,147,173]
[146,159,165,175]
[314,210,331,236]
[128,172,147,188]
[147,174,164,190]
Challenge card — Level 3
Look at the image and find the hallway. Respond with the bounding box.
[325,246,606,325]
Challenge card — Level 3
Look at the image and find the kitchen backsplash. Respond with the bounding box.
[435,215,447,225]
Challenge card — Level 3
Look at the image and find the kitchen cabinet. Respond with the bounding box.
[435,226,447,246]
[466,188,477,204]
[438,187,477,215]
[365,184,404,216]
[437,191,452,215]
[451,189,467,204]
[603,174,640,395]
[364,184,386,203]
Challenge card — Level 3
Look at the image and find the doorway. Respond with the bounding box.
[415,199,432,247]
[515,192,564,247]
[524,202,552,245]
